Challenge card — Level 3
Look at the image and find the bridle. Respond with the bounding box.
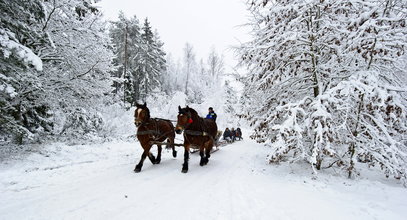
[175,111,193,131]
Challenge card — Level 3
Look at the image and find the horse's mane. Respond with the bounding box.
[179,107,200,120]
[144,107,151,120]
[186,107,199,118]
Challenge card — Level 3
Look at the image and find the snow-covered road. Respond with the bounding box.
[1,138,406,220]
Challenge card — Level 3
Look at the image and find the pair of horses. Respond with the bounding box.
[133,103,218,173]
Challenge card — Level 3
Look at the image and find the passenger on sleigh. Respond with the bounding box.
[235,127,243,141]
[231,128,237,142]
[223,127,233,143]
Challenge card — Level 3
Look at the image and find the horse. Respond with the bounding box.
[133,102,177,172]
[175,106,218,173]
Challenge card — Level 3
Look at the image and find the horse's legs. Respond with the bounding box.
[199,146,206,166]
[169,138,177,158]
[155,144,162,164]
[203,140,213,165]
[147,150,156,164]
[154,144,163,164]
[135,145,154,172]
[182,144,190,173]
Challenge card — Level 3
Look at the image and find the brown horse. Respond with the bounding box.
[175,106,218,173]
[134,102,177,172]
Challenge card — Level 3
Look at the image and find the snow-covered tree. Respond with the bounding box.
[207,47,224,87]
[240,0,407,182]
[109,12,143,105]
[183,42,196,97]
[0,0,50,143]
[110,16,166,105]
[39,0,115,138]
[138,18,166,101]
[1,0,117,144]
[223,80,238,118]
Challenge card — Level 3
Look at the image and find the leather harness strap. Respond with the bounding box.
[137,118,171,141]
[184,130,211,137]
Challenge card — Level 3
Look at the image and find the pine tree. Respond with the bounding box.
[153,30,167,80]
[110,13,143,105]
[110,16,166,105]
[223,80,238,119]
[138,18,165,101]
[0,0,50,143]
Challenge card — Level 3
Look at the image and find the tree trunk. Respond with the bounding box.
[123,24,128,105]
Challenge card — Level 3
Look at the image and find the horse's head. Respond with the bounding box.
[175,105,194,134]
[134,102,150,127]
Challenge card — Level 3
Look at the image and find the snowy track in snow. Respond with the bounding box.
[1,139,406,220]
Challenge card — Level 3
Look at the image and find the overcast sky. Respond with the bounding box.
[96,0,251,73]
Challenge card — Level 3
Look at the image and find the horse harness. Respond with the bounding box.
[136,118,172,141]
[183,119,216,143]
[136,112,216,143]
[184,130,212,137]
[178,110,217,141]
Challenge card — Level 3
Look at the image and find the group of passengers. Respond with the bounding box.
[205,107,242,143]
[222,127,242,143]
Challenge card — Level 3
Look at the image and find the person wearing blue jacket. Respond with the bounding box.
[205,107,217,122]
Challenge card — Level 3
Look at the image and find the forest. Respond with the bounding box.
[1,0,407,189]
[1,0,407,219]
[0,0,230,144]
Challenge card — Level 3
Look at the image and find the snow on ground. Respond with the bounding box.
[0,131,406,220]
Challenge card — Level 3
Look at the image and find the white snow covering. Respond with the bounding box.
[0,83,17,98]
[0,29,43,71]
[0,133,406,219]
